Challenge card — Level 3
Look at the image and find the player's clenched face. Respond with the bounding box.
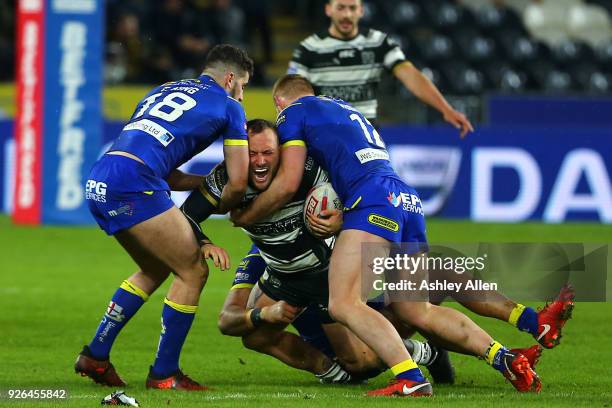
[326,0,363,39]
[248,128,280,191]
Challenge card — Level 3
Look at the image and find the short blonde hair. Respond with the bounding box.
[272,74,315,100]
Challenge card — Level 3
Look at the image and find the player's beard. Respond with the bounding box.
[333,19,356,38]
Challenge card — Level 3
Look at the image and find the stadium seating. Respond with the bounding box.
[596,39,612,70]
[384,0,612,95]
[417,34,456,63]
[388,1,426,34]
[567,3,612,47]
[90,0,612,96]
[523,1,569,46]
[497,0,531,14]
[440,61,486,95]
[474,4,526,35]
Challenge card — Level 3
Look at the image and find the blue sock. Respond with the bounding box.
[516,307,539,336]
[396,368,426,382]
[392,360,426,382]
[485,341,510,373]
[508,304,539,336]
[88,280,148,360]
[151,299,197,378]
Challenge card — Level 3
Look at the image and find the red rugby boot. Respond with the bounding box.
[146,367,209,391]
[500,351,542,393]
[74,345,126,387]
[366,379,433,397]
[536,284,575,348]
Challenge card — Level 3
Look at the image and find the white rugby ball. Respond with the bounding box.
[303,182,343,234]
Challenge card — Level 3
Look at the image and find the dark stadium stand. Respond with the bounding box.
[2,0,611,123]
[358,0,612,96]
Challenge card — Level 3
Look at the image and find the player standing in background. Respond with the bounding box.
[289,0,473,134]
[75,45,253,391]
[231,75,542,396]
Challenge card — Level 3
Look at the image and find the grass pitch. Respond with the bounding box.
[0,215,610,407]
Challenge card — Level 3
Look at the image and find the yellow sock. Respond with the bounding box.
[508,304,526,327]
[484,341,504,366]
[391,359,418,376]
[119,280,149,301]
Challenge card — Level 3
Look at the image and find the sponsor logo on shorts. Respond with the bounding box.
[368,214,399,232]
[85,179,107,202]
[105,301,126,322]
[263,272,282,289]
[387,191,424,215]
[235,272,251,283]
[107,202,134,217]
[236,261,250,272]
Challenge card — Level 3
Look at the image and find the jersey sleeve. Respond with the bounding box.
[179,163,227,243]
[221,97,248,147]
[287,44,311,78]
[276,103,307,148]
[302,158,329,188]
[382,34,408,71]
[231,245,267,290]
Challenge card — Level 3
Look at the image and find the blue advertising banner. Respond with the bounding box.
[41,0,103,224]
[0,120,14,214]
[488,96,612,127]
[383,125,611,223]
[3,120,611,223]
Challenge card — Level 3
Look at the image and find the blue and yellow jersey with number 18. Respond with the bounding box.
[110,74,247,179]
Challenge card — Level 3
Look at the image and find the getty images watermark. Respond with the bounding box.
[362,243,610,303]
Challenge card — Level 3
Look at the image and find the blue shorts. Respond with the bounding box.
[85,155,173,235]
[292,308,335,358]
[342,176,428,250]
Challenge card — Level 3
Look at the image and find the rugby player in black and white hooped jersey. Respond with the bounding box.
[180,119,452,383]
[180,119,383,379]
[289,0,473,135]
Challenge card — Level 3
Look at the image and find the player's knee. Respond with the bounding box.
[176,263,209,291]
[397,306,431,330]
[217,312,237,336]
[328,299,354,324]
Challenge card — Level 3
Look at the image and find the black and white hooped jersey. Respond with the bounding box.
[184,157,332,275]
[288,28,407,121]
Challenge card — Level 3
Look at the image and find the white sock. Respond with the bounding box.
[403,339,437,366]
[316,361,352,384]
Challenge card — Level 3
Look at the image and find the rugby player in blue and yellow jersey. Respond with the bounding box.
[75,45,253,391]
[231,75,543,396]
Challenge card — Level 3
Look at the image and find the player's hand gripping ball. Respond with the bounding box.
[304,182,343,235]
